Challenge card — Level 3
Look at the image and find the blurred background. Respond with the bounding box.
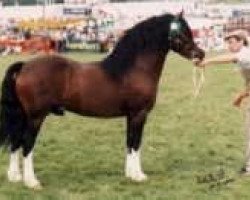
[0,0,249,55]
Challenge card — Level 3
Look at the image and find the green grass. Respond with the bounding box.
[0,52,249,199]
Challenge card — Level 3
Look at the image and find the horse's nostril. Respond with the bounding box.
[192,52,199,59]
[200,51,205,60]
[193,50,205,60]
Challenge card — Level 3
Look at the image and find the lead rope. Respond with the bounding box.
[193,67,205,98]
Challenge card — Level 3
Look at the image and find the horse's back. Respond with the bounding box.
[15,55,73,116]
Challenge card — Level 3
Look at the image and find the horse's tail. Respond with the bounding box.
[0,61,26,150]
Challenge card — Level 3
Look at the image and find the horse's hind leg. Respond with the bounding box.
[22,116,44,190]
[7,149,22,183]
[8,125,24,183]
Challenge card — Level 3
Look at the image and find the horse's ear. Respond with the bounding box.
[177,9,184,19]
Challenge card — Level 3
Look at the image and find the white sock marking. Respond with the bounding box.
[125,149,147,181]
[7,150,22,182]
[23,151,41,189]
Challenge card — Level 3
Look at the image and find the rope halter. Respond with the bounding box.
[192,66,205,98]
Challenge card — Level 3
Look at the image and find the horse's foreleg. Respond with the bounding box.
[22,117,44,190]
[125,110,148,182]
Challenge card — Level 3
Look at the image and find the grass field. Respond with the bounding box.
[0,52,249,200]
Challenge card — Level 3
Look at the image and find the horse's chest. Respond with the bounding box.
[122,83,156,110]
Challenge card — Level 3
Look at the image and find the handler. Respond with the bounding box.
[194,29,250,174]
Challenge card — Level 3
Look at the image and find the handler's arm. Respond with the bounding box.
[233,78,250,107]
[196,54,238,67]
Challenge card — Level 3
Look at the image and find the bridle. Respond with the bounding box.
[168,19,205,98]
[168,18,192,48]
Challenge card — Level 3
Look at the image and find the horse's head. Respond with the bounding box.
[168,12,205,61]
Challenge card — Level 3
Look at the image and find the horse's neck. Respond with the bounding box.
[134,51,168,82]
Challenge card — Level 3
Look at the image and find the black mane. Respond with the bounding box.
[102,14,176,77]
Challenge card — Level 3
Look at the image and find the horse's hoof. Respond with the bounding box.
[7,171,22,183]
[24,179,43,190]
[132,173,148,182]
[127,173,148,182]
[32,183,43,191]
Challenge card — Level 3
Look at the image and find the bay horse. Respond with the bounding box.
[0,13,204,190]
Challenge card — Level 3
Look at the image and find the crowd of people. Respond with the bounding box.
[0,1,250,55]
[0,6,117,54]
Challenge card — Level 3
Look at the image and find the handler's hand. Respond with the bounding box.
[192,59,207,68]
[233,92,249,108]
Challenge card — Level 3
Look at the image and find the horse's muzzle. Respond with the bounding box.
[192,49,205,61]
